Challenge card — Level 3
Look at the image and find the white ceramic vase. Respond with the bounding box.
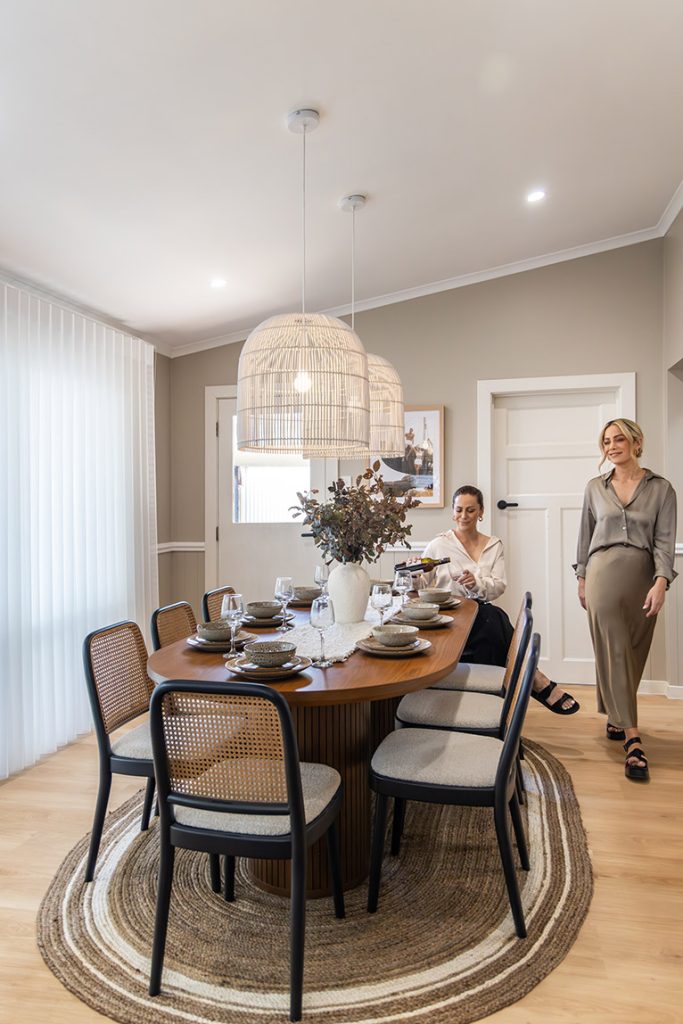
[327,562,370,624]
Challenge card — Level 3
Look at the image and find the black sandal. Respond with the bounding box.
[531,681,580,715]
[606,723,626,741]
[623,736,649,781]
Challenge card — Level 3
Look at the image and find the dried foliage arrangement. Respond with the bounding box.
[291,461,420,564]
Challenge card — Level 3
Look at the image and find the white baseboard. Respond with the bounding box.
[639,679,683,699]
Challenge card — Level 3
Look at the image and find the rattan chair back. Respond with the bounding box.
[496,633,540,790]
[157,690,289,806]
[151,601,198,650]
[84,621,153,736]
[499,597,533,731]
[202,585,236,623]
[501,592,532,691]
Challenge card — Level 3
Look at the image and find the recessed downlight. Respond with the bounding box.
[526,189,546,203]
[210,277,227,289]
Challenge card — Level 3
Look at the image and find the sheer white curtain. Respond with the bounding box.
[0,280,159,779]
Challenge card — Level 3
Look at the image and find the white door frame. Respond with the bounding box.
[204,384,237,591]
[476,372,636,533]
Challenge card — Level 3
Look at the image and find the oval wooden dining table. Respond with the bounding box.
[147,599,477,897]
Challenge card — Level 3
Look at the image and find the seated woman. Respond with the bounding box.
[414,484,579,714]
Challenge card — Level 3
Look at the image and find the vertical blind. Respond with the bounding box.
[0,281,159,779]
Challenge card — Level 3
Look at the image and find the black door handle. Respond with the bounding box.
[496,499,519,510]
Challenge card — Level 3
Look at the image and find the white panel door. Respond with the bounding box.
[216,398,334,600]
[492,388,620,684]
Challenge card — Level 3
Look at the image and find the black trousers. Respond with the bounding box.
[461,601,514,667]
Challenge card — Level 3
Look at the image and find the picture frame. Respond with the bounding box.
[375,405,445,508]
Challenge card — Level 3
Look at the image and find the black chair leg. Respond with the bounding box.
[515,761,525,806]
[289,850,306,1022]
[223,855,236,902]
[85,765,112,883]
[494,801,526,939]
[391,797,406,855]
[209,853,221,893]
[367,792,388,913]
[140,776,155,831]
[149,841,175,995]
[509,792,530,870]
[325,818,345,919]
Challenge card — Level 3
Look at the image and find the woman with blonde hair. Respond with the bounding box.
[575,418,677,781]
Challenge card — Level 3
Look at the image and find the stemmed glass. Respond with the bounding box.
[371,583,393,626]
[393,569,412,607]
[221,592,244,657]
[310,595,335,668]
[274,576,294,632]
[314,564,329,594]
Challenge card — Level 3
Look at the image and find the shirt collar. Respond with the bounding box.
[602,467,659,486]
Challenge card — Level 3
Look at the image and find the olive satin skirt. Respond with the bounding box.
[585,546,657,729]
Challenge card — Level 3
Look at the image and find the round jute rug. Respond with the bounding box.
[37,740,592,1024]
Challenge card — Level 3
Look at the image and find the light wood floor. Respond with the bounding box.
[1,689,682,1024]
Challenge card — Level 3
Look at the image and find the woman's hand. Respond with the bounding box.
[577,578,586,610]
[457,570,477,591]
[643,577,667,617]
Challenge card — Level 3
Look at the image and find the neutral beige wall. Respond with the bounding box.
[155,353,172,543]
[663,208,683,370]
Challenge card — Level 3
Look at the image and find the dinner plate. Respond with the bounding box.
[288,599,314,608]
[434,597,461,610]
[389,612,452,629]
[356,636,432,658]
[241,612,296,627]
[187,630,258,652]
[224,654,312,680]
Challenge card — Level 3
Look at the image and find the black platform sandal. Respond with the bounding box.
[531,680,580,715]
[606,723,626,741]
[623,736,649,781]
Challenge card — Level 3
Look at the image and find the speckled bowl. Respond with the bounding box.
[401,601,440,621]
[246,601,283,619]
[244,640,297,667]
[421,588,453,605]
[292,586,322,602]
[371,624,419,647]
[197,619,234,641]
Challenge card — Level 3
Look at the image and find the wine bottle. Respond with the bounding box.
[393,556,450,574]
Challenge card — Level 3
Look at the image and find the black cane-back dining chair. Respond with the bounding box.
[201,585,236,622]
[82,620,156,882]
[367,632,541,939]
[149,680,345,1021]
[151,600,198,651]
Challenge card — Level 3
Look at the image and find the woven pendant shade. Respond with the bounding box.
[236,312,370,454]
[317,353,404,458]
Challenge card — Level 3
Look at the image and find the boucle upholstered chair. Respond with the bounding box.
[367,633,540,939]
[202,585,236,622]
[82,621,156,882]
[150,600,197,650]
[395,596,532,736]
[429,592,532,695]
[148,680,345,1022]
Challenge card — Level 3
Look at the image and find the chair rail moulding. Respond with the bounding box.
[157,542,206,554]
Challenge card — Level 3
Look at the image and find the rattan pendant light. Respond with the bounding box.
[236,110,370,455]
[338,195,404,458]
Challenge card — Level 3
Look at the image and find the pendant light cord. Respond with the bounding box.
[351,205,355,331]
[302,126,307,322]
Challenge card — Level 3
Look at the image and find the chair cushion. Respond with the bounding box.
[111,721,152,760]
[174,762,341,837]
[431,662,505,693]
[371,728,503,789]
[397,689,504,730]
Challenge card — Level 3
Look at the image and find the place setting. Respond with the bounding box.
[224,640,312,681]
[356,623,432,658]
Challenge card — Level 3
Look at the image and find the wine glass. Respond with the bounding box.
[274,576,294,632]
[221,592,244,656]
[314,564,329,594]
[371,583,393,626]
[393,569,412,607]
[310,595,335,668]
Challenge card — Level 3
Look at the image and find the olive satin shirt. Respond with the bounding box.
[574,469,677,584]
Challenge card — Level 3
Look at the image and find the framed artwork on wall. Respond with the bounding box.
[376,405,444,507]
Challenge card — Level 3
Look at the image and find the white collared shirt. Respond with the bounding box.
[417,530,507,601]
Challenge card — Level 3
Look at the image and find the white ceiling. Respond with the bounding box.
[1,0,682,354]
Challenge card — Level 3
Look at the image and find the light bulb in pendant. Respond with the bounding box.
[293,371,312,393]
